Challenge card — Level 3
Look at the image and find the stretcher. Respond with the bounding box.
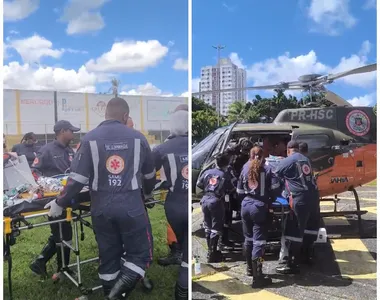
[3,187,166,300]
[267,197,291,249]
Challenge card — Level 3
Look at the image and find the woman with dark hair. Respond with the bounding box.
[11,132,41,166]
[237,145,282,288]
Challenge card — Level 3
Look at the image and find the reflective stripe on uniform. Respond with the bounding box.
[181,261,188,268]
[210,229,222,235]
[245,237,253,241]
[123,261,145,277]
[284,235,303,242]
[69,172,89,185]
[260,172,265,196]
[98,270,120,281]
[296,162,308,191]
[159,166,167,181]
[236,188,245,194]
[56,240,72,246]
[304,229,319,235]
[167,153,177,192]
[253,239,266,246]
[131,138,141,190]
[143,169,156,179]
[89,141,99,191]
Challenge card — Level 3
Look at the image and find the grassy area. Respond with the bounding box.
[3,206,178,300]
[365,179,377,186]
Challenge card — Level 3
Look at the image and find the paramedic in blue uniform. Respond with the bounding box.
[274,141,317,274]
[197,153,235,263]
[237,145,282,288]
[11,132,41,166]
[158,104,188,268]
[45,98,157,299]
[299,142,320,265]
[29,120,79,279]
[126,115,154,292]
[151,108,189,300]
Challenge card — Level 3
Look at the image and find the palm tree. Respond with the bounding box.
[228,101,248,123]
[109,78,121,96]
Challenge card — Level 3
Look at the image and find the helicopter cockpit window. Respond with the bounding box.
[296,134,330,149]
[192,128,226,169]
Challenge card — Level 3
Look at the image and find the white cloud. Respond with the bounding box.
[180,91,189,97]
[307,0,356,35]
[192,77,200,92]
[347,92,376,106]
[60,0,108,35]
[229,52,245,69]
[331,41,376,88]
[168,41,175,47]
[236,40,376,89]
[3,62,97,92]
[173,58,188,71]
[8,30,19,35]
[120,82,174,97]
[66,48,89,55]
[4,0,39,22]
[85,40,169,72]
[6,34,64,63]
[363,0,376,9]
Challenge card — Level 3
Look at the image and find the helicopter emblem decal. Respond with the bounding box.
[345,110,370,136]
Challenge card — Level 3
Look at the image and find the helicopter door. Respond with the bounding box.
[192,127,229,193]
[194,122,238,195]
[293,131,334,173]
[221,121,239,153]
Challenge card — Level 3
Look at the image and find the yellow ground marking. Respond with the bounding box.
[193,207,202,215]
[194,272,290,299]
[323,217,350,226]
[365,206,377,214]
[330,239,377,279]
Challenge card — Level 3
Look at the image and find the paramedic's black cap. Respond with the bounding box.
[54,120,80,133]
[287,140,299,150]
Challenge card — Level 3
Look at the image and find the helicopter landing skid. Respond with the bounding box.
[320,188,367,238]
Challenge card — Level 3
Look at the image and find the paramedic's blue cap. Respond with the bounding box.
[54,120,80,133]
[287,140,299,150]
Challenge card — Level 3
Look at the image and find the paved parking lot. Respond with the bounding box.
[192,187,377,300]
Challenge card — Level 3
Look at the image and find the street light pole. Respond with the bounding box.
[212,44,225,127]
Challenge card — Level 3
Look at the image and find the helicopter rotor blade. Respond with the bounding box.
[327,63,377,81]
[192,84,306,96]
[324,89,352,107]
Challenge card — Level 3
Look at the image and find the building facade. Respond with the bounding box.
[199,58,247,115]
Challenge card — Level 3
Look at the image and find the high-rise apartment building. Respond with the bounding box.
[199,58,247,115]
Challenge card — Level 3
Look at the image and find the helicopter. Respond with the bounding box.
[192,63,377,231]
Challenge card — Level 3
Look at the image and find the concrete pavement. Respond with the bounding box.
[192,187,377,300]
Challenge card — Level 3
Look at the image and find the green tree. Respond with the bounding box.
[192,97,224,142]
[300,92,335,107]
[192,97,215,112]
[227,101,248,123]
[109,78,121,96]
[373,103,377,115]
[192,110,219,143]
[246,90,300,122]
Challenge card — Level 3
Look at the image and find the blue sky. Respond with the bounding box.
[4,0,188,97]
[192,0,377,106]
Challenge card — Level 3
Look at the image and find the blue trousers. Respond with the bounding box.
[241,197,268,259]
